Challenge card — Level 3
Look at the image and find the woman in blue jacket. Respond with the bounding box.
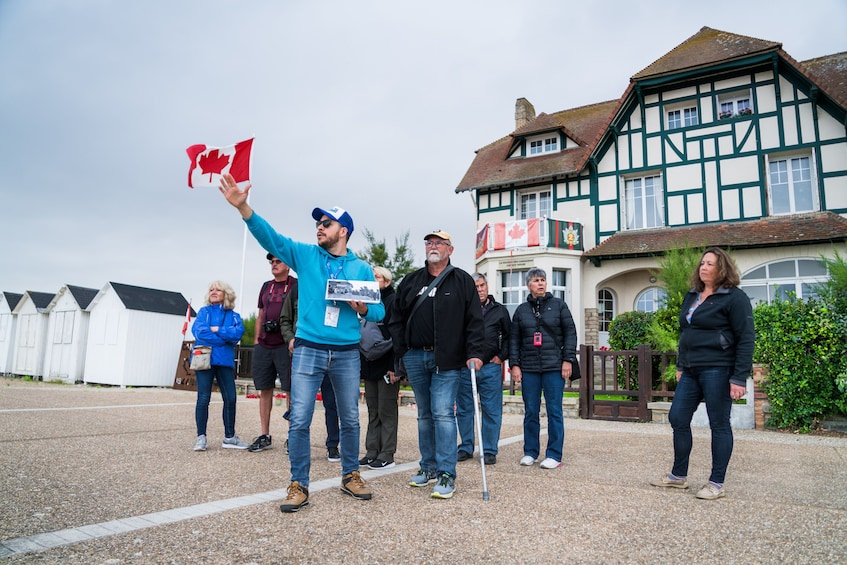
[651,247,755,500]
[192,280,247,451]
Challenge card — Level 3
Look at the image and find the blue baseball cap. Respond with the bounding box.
[312,206,354,236]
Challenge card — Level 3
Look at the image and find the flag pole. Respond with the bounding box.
[238,190,249,317]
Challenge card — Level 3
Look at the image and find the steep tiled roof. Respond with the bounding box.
[631,26,780,80]
[67,285,99,310]
[800,52,847,108]
[583,212,847,262]
[456,100,618,193]
[109,282,190,316]
[27,291,56,311]
[2,292,23,310]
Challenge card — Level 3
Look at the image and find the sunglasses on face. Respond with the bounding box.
[269,259,283,265]
[315,219,334,229]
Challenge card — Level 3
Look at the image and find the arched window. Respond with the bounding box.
[598,289,615,332]
[635,287,666,312]
[740,258,828,305]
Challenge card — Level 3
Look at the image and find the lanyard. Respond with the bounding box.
[325,257,345,280]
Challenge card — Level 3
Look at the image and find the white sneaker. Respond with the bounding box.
[519,455,536,466]
[193,435,207,451]
[540,458,562,469]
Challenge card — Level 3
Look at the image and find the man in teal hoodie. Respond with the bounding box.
[219,173,385,513]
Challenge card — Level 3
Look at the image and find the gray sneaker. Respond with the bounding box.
[222,436,249,450]
[650,474,689,489]
[431,472,455,499]
[193,435,207,451]
[409,468,437,487]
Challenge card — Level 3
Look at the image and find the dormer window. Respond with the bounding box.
[718,91,753,120]
[528,134,559,156]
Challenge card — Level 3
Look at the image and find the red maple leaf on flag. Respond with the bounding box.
[507,223,526,240]
[198,150,231,183]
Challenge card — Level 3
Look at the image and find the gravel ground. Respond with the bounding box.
[1,377,845,564]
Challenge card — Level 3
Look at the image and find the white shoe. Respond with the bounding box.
[193,435,207,451]
[519,455,536,466]
[540,458,562,469]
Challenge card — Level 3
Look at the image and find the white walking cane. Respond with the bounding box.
[470,366,490,501]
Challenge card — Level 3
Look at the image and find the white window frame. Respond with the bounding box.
[623,174,664,230]
[526,133,560,156]
[740,258,829,305]
[598,289,615,333]
[518,188,551,238]
[635,287,667,313]
[765,153,818,216]
[718,90,753,120]
[667,106,698,130]
[500,270,528,316]
[549,269,571,306]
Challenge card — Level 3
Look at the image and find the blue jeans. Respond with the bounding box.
[669,367,734,484]
[521,370,565,461]
[404,349,461,477]
[289,346,360,487]
[456,363,503,456]
[195,366,237,438]
[321,375,340,449]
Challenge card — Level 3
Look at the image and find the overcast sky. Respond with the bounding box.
[1,0,845,316]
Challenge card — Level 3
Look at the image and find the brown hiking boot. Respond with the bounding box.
[279,481,309,513]
[340,471,372,500]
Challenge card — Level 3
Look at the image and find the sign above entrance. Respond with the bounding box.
[498,257,535,270]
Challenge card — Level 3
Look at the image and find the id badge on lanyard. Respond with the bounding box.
[325,257,343,328]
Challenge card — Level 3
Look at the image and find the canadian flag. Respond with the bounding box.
[181,302,192,336]
[493,219,540,249]
[186,138,254,188]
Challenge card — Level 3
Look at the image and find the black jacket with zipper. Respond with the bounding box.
[509,292,577,373]
[677,285,755,387]
[387,261,484,373]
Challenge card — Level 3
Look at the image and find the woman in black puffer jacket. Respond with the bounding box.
[509,267,578,470]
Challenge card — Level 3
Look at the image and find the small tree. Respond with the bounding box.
[241,313,257,346]
[356,229,416,282]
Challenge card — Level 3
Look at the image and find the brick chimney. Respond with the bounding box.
[515,97,536,130]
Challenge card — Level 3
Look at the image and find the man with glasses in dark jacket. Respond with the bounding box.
[388,230,484,500]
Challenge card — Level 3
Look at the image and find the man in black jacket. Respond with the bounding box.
[456,273,509,465]
[387,230,484,500]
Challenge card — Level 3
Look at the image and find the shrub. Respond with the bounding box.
[608,311,662,390]
[754,296,847,430]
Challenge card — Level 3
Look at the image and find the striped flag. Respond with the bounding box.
[547,219,583,250]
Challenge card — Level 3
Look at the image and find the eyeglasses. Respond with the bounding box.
[269,259,283,265]
[424,240,449,248]
[315,219,334,229]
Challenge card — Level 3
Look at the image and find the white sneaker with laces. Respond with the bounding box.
[539,458,562,469]
[519,455,536,466]
[193,435,207,451]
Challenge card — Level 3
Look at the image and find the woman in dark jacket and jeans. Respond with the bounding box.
[651,247,754,500]
[509,267,578,469]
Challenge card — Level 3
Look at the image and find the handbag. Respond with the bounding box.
[359,320,393,361]
[190,346,212,371]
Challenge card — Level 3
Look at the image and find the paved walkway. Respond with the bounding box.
[1,377,845,564]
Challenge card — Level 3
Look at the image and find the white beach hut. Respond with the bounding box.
[43,285,99,383]
[84,282,191,387]
[0,292,23,375]
[10,291,56,378]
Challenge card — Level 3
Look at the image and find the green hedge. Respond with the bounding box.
[753,297,847,431]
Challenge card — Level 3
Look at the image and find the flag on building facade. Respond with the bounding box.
[547,219,583,250]
[186,137,254,188]
[493,219,540,249]
[475,225,489,259]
